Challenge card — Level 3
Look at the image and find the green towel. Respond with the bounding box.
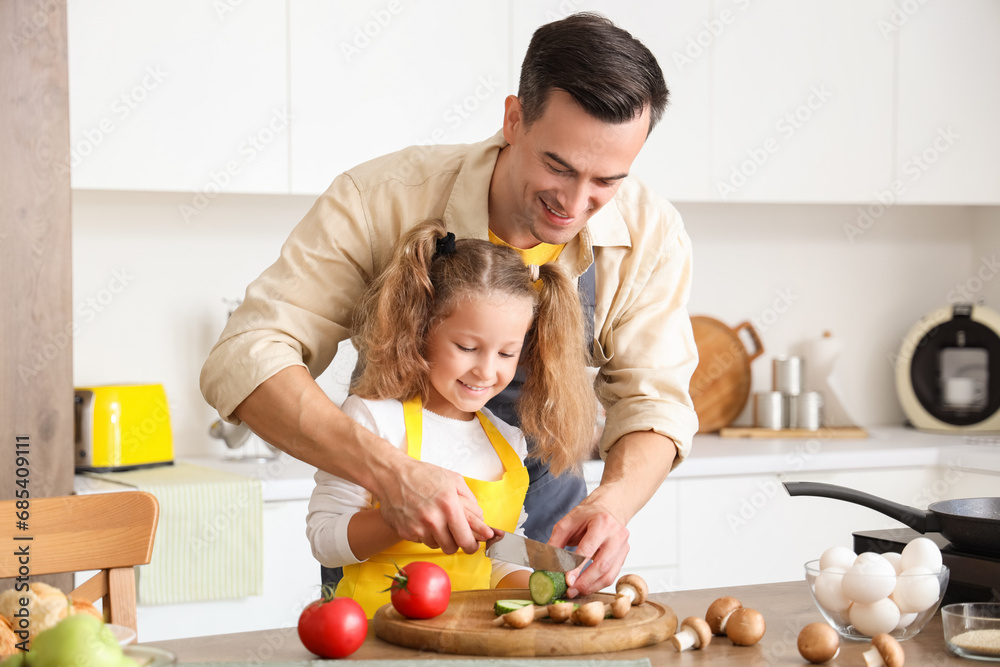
[85,461,262,604]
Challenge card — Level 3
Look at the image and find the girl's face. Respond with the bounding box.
[423,294,535,420]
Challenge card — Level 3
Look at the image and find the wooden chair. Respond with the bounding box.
[0,491,158,634]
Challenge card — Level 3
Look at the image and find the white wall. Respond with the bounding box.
[71,188,996,457]
[971,208,1000,307]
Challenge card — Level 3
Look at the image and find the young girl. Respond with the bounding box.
[306,218,597,617]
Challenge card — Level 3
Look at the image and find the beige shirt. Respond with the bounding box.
[199,131,699,465]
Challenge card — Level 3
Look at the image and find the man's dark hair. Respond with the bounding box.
[518,12,669,135]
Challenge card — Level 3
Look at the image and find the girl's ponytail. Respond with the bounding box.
[351,219,449,402]
[519,264,597,476]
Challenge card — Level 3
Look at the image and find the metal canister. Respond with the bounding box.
[790,391,825,430]
[754,391,786,429]
[773,356,805,395]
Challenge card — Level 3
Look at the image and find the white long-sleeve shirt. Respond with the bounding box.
[306,395,531,586]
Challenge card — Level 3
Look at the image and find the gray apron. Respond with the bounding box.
[322,263,597,586]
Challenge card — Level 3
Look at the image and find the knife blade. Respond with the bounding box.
[485,530,587,572]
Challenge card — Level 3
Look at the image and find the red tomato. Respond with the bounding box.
[297,592,367,658]
[389,561,451,619]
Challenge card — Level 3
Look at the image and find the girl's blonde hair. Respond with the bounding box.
[352,219,596,476]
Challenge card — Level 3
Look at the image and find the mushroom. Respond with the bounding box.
[497,604,548,628]
[547,601,576,623]
[603,595,633,619]
[670,616,712,652]
[706,596,743,636]
[726,607,766,646]
[615,574,649,607]
[862,633,905,667]
[571,600,606,626]
[797,622,840,663]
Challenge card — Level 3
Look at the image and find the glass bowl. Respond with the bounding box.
[942,603,1000,661]
[805,559,949,641]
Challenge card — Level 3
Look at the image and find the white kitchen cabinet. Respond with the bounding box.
[119,500,319,642]
[710,0,896,203]
[288,1,509,195]
[673,467,937,591]
[511,2,715,202]
[896,0,1000,204]
[66,0,288,195]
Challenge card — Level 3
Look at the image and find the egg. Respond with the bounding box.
[895,612,918,631]
[891,566,941,613]
[849,598,901,636]
[819,546,857,571]
[842,552,897,603]
[900,537,943,572]
[881,551,903,575]
[814,566,852,613]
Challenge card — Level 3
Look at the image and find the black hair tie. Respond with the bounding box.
[434,232,457,258]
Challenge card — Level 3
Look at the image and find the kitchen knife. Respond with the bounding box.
[485,530,587,572]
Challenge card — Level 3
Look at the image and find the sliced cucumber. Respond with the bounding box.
[528,570,567,605]
[494,599,533,616]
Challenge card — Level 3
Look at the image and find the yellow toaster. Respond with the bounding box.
[74,384,175,471]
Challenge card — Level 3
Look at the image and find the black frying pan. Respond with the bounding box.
[783,481,1000,556]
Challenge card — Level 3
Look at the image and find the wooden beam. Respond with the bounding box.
[0,0,74,592]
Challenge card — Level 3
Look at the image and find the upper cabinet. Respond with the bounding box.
[65,2,1000,204]
[896,0,1000,204]
[710,1,896,203]
[67,1,288,194]
[288,1,509,195]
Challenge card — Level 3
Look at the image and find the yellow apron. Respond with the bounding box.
[335,397,530,618]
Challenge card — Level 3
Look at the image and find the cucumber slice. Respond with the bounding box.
[529,570,567,605]
[494,599,533,616]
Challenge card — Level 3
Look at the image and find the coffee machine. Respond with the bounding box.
[895,303,1000,433]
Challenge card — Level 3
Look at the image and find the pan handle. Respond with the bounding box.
[783,481,939,534]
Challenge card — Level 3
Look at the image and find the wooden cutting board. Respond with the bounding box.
[373,589,677,657]
[690,316,764,433]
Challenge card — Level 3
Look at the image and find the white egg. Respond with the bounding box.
[842,553,897,603]
[850,598,901,636]
[900,537,943,572]
[891,566,941,613]
[882,551,903,575]
[820,545,857,571]
[895,612,918,631]
[814,566,852,613]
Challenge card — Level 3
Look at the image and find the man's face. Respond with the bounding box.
[498,90,650,247]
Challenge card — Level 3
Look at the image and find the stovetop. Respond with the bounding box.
[854,528,999,604]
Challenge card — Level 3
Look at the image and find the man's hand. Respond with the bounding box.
[375,456,494,554]
[548,498,630,597]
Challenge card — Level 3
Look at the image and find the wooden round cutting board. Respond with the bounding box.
[690,316,764,433]
[373,589,677,657]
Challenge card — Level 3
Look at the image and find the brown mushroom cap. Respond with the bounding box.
[615,574,649,605]
[798,622,841,663]
[503,604,539,629]
[706,596,743,636]
[864,633,905,667]
[609,595,632,619]
[670,616,713,651]
[572,600,606,627]
[726,607,766,646]
[547,601,575,623]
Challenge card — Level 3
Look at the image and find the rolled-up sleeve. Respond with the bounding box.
[593,205,699,468]
[199,173,374,423]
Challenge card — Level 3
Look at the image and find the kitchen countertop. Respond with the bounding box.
[75,426,1000,502]
[145,580,973,664]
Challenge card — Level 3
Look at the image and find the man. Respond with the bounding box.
[200,12,698,597]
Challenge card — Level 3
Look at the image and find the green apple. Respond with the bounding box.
[29,614,124,667]
[0,652,26,667]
